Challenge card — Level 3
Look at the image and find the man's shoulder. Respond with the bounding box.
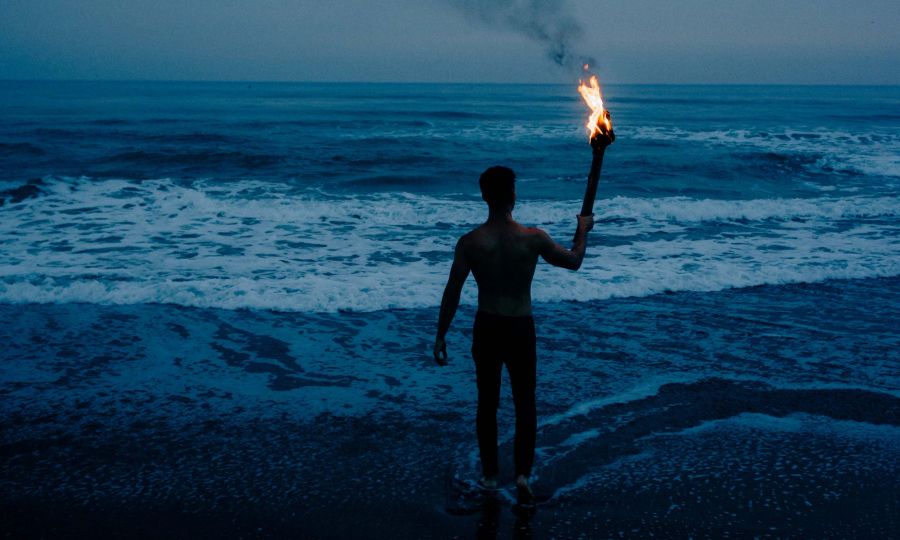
[458,227,479,243]
[455,228,481,251]
[521,224,547,235]
[519,226,553,255]
[520,225,550,242]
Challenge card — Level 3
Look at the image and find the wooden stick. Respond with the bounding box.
[580,147,606,216]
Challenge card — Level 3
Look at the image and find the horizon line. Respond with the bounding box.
[1,78,899,88]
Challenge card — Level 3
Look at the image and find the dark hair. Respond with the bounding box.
[479,166,516,209]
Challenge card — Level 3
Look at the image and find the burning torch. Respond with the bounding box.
[577,75,615,216]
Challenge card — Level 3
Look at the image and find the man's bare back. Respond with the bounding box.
[460,215,594,317]
[434,205,593,364]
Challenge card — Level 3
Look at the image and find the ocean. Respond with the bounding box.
[1,81,899,538]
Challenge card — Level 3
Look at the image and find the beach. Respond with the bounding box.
[3,278,899,537]
[1,81,899,537]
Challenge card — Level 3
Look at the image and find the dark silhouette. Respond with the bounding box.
[434,123,613,507]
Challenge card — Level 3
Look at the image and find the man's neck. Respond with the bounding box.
[487,207,513,224]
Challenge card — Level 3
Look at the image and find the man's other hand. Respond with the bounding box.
[577,214,594,233]
[433,338,448,366]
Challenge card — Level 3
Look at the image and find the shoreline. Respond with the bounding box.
[2,276,899,537]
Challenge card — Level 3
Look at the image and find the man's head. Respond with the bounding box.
[479,166,516,211]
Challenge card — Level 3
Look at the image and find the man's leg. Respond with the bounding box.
[506,317,537,480]
[473,313,503,479]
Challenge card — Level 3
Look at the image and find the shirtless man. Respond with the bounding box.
[433,147,607,504]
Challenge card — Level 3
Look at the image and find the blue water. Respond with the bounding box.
[1,81,899,536]
[1,81,898,311]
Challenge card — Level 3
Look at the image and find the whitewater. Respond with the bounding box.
[1,176,898,312]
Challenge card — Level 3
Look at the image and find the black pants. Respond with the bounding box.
[471,311,537,479]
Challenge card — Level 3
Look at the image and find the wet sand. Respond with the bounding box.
[2,277,899,538]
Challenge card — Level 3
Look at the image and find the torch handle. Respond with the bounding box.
[580,148,606,216]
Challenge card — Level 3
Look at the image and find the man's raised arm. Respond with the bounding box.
[536,215,594,271]
[434,237,471,365]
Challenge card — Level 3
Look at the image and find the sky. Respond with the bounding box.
[1,0,898,84]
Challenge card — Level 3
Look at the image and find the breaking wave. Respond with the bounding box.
[0,176,897,312]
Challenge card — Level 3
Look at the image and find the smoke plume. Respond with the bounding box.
[447,0,595,71]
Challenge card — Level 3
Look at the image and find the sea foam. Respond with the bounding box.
[0,176,897,312]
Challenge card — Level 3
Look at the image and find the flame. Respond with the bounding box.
[577,75,611,140]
